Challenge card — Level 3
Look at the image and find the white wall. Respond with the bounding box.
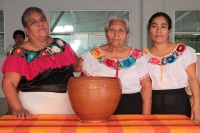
[0,0,199,97]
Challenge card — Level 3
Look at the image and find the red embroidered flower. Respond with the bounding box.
[150,57,160,65]
[40,51,48,57]
[176,44,186,52]
[104,58,116,67]
[132,49,142,58]
[15,48,23,55]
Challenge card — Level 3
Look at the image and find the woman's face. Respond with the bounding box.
[14,34,25,46]
[149,16,170,44]
[105,20,129,46]
[24,12,49,40]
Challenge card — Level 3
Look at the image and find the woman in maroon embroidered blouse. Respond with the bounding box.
[1,7,77,118]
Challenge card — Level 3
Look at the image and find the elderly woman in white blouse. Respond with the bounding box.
[77,16,152,114]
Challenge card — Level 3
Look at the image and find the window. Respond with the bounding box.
[49,11,130,56]
[0,10,4,54]
[175,11,200,53]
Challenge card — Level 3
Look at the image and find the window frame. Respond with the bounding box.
[174,10,200,54]
[0,9,5,55]
[48,10,130,56]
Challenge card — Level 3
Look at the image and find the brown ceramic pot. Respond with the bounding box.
[67,76,122,123]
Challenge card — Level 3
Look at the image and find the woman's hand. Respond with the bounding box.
[191,104,200,124]
[14,109,31,119]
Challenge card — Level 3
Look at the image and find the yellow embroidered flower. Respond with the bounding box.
[142,49,148,55]
[92,49,102,59]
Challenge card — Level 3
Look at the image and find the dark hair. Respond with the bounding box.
[13,30,26,39]
[104,16,130,33]
[21,7,46,27]
[148,12,172,30]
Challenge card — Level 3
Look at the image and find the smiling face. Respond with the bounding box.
[24,12,49,40]
[105,20,129,46]
[149,16,171,44]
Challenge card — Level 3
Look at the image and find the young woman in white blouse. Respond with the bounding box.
[143,12,200,123]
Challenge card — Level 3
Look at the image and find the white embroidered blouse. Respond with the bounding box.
[143,44,197,90]
[81,47,149,94]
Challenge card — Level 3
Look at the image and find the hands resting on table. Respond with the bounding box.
[12,108,200,125]
[191,105,200,124]
[14,109,31,119]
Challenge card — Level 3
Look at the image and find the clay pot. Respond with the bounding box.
[67,76,122,123]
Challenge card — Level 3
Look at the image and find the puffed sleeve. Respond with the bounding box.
[81,52,99,76]
[136,55,149,80]
[5,45,13,55]
[182,46,197,69]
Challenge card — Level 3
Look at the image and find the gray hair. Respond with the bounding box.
[21,7,46,27]
[104,16,130,33]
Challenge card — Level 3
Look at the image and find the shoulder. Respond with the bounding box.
[52,38,69,46]
[175,43,187,52]
[89,47,103,59]
[175,43,196,54]
[131,47,143,59]
[177,44,196,56]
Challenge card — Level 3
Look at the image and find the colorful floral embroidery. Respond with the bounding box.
[146,44,186,66]
[150,57,160,65]
[57,39,64,47]
[27,52,37,62]
[14,48,24,55]
[166,55,176,64]
[39,51,49,57]
[51,46,61,53]
[104,58,116,67]
[10,38,66,62]
[176,44,186,52]
[91,48,141,70]
[121,56,135,68]
[92,48,102,59]
[132,49,142,58]
[142,49,148,55]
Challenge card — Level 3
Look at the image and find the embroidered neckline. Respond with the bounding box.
[90,47,142,70]
[18,38,54,52]
[143,44,186,66]
[10,38,66,62]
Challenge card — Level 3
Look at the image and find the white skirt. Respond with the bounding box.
[18,91,75,114]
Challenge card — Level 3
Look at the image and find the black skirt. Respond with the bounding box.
[151,88,191,118]
[114,92,142,114]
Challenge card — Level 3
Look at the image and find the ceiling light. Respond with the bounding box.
[64,25,74,32]
[53,26,65,33]
[192,34,200,35]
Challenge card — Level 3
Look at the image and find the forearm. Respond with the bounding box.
[3,84,24,112]
[73,56,82,72]
[141,87,152,114]
[189,78,200,106]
